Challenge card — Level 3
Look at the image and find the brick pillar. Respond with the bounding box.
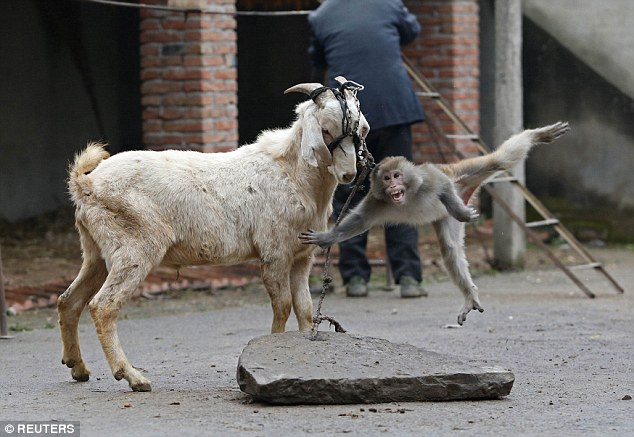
[404,0,480,163]
[140,0,238,152]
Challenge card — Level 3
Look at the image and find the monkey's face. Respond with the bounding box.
[381,169,407,205]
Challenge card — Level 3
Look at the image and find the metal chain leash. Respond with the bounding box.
[311,87,375,340]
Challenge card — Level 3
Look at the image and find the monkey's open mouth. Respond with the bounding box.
[391,190,405,204]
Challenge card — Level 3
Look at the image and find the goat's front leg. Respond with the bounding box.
[289,255,314,331]
[88,258,155,392]
[261,259,293,333]
[433,218,484,325]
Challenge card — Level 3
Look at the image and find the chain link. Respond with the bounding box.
[311,85,375,339]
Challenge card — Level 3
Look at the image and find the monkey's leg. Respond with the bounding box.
[529,121,570,144]
[433,218,484,325]
[441,189,480,223]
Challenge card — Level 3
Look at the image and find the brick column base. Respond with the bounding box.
[140,0,237,152]
[405,0,480,164]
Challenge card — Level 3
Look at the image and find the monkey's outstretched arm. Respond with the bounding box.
[299,199,378,248]
[433,217,484,325]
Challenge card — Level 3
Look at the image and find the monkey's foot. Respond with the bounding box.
[467,207,480,222]
[457,295,484,325]
[532,121,570,144]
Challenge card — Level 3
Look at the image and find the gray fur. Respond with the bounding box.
[300,122,570,325]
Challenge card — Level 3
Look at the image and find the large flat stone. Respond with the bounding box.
[237,331,514,405]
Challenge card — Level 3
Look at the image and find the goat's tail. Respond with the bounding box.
[68,142,110,205]
[440,121,569,203]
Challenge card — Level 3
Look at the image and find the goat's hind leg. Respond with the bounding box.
[89,254,158,391]
[58,228,108,382]
[433,218,484,325]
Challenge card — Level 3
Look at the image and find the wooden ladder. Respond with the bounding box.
[403,56,624,298]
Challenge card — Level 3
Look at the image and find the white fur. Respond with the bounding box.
[58,81,369,392]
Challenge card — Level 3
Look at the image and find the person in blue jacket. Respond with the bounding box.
[308,0,427,298]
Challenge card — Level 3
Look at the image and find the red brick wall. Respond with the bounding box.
[404,0,480,164]
[138,1,479,158]
[140,0,238,152]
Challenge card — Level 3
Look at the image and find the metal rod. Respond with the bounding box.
[569,262,602,271]
[445,134,480,140]
[525,218,560,228]
[403,57,492,155]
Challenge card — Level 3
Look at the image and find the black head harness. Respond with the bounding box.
[308,81,375,170]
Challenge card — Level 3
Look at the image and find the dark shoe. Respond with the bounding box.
[346,276,368,297]
[400,276,428,298]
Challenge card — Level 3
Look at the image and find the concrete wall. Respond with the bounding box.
[478,1,634,242]
[0,0,141,221]
[523,0,634,101]
[523,18,634,242]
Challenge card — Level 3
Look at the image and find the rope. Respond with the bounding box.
[72,0,312,16]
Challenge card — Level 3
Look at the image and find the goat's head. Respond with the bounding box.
[285,76,370,184]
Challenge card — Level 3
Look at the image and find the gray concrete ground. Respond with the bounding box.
[1,247,633,436]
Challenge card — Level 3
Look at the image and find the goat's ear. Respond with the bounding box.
[300,114,332,167]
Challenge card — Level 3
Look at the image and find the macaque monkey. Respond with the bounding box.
[300,121,570,325]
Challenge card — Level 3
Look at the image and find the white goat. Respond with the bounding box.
[58,77,370,392]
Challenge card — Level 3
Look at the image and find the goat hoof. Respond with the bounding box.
[62,358,76,368]
[72,373,90,383]
[71,363,90,382]
[131,382,152,392]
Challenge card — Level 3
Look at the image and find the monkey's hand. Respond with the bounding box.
[455,206,480,223]
[298,229,335,248]
[457,287,484,325]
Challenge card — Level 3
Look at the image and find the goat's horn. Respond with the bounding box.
[334,76,347,85]
[284,83,324,96]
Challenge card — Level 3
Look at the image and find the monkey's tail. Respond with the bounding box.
[68,142,110,205]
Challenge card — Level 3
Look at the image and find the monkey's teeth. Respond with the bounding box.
[391,190,404,203]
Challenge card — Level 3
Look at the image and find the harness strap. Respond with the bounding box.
[308,86,331,101]
[310,81,375,339]
[308,81,367,155]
